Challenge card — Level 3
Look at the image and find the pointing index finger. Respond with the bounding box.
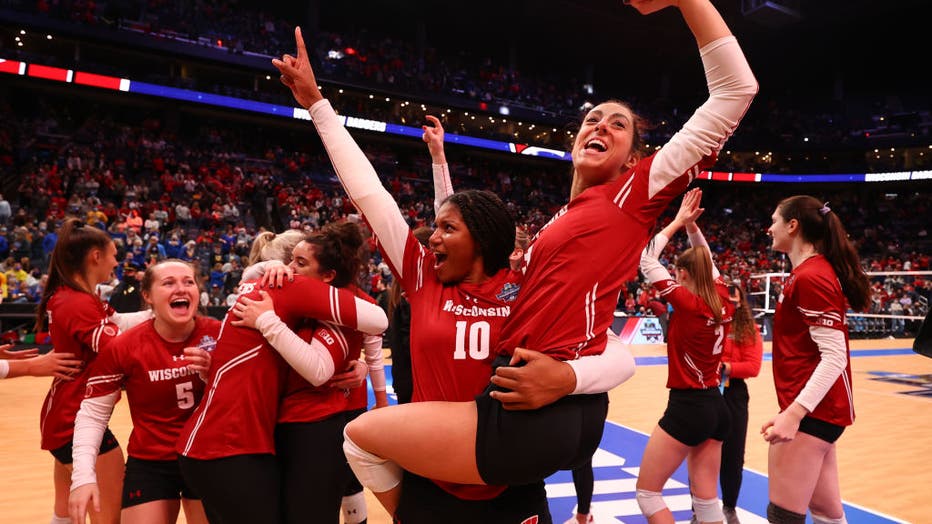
[295,26,308,60]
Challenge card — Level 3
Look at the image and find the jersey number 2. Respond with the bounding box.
[176,381,195,409]
[453,320,490,360]
[712,325,725,355]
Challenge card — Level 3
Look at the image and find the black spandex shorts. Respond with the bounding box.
[49,427,119,465]
[798,416,845,444]
[658,388,731,446]
[122,456,200,508]
[475,354,609,486]
[394,471,553,524]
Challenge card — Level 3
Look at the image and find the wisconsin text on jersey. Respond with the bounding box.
[147,366,199,382]
[442,300,511,317]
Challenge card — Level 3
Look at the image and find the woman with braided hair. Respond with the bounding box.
[762,196,870,524]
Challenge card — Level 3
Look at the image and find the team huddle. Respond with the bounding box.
[1,1,874,524]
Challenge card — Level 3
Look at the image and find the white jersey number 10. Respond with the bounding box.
[453,320,491,360]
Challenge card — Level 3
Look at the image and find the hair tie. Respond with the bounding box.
[818,202,831,216]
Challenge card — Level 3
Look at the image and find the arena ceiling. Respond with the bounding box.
[299,0,929,102]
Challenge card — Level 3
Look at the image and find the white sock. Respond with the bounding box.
[812,512,847,524]
[342,491,367,524]
[50,515,71,524]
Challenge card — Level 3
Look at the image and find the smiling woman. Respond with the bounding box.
[68,259,221,524]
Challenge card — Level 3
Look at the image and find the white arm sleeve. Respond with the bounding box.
[795,326,849,413]
[241,260,284,282]
[0,359,8,379]
[687,228,720,279]
[363,335,386,392]
[354,299,390,335]
[567,328,636,394]
[309,99,412,277]
[639,233,674,285]
[71,392,119,490]
[108,310,152,332]
[649,37,757,199]
[254,310,335,386]
[432,163,454,216]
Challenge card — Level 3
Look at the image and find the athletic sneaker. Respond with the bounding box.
[562,515,594,524]
[723,506,741,524]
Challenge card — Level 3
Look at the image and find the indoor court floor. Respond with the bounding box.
[1,338,927,523]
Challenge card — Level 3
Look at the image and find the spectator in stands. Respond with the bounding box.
[0,194,11,226]
[109,262,144,313]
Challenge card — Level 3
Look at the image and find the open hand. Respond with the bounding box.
[260,262,294,289]
[330,359,368,389]
[230,290,276,329]
[489,348,576,410]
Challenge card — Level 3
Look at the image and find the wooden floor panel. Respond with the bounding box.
[1,338,926,523]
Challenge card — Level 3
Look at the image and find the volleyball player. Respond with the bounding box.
[269,0,755,515]
[762,196,870,524]
[230,221,388,524]
[68,260,219,524]
[37,218,153,524]
[714,284,763,524]
[418,114,629,524]
[636,188,734,524]
[176,230,388,524]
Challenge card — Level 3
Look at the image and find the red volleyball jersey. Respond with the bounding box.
[380,229,519,500]
[497,152,703,362]
[178,276,371,459]
[277,322,363,423]
[384,231,521,404]
[773,255,854,426]
[279,286,375,422]
[84,316,221,460]
[655,278,734,389]
[40,287,120,450]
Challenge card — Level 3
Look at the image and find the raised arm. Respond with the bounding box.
[631,0,757,196]
[273,27,412,275]
[640,188,704,284]
[681,189,720,279]
[423,115,453,215]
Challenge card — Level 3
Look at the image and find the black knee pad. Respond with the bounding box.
[767,502,806,524]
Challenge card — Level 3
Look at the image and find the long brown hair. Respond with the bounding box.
[675,245,723,324]
[777,195,871,311]
[36,218,113,331]
[730,285,757,346]
[305,221,365,288]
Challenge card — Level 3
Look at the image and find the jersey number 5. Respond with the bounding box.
[176,381,195,409]
[453,320,491,360]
